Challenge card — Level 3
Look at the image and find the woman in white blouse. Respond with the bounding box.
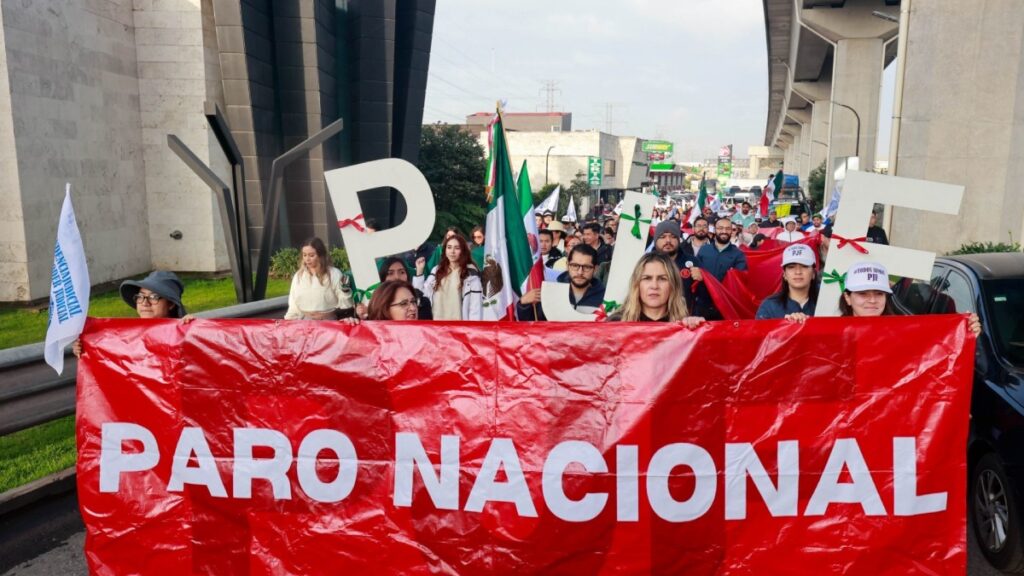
[284,237,354,320]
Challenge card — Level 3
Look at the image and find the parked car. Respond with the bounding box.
[891,253,1024,573]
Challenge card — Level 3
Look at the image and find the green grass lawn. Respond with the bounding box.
[0,415,76,493]
[0,275,290,493]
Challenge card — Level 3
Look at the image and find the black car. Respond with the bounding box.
[891,253,1024,572]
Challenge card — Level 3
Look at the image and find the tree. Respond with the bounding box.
[557,175,590,219]
[807,161,826,210]
[417,123,488,241]
[534,182,559,206]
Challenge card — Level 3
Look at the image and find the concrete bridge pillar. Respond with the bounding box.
[786,109,812,186]
[794,81,832,177]
[890,0,1024,253]
[800,1,897,175]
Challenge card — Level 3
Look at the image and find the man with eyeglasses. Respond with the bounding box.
[686,217,711,253]
[516,244,606,320]
[690,218,749,320]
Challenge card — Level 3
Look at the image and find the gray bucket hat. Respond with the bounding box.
[119,271,187,318]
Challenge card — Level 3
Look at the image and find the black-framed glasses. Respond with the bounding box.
[134,294,164,304]
[389,299,418,310]
[568,263,595,272]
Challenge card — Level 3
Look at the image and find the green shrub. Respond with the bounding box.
[269,247,300,279]
[329,247,350,271]
[270,246,350,279]
[948,241,1022,255]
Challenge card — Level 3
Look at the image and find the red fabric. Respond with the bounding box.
[702,236,821,320]
[77,317,972,575]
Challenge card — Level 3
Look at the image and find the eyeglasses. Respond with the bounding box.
[568,263,595,272]
[389,299,418,310]
[134,294,164,304]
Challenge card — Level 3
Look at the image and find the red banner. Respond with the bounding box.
[77,316,973,575]
[703,236,822,319]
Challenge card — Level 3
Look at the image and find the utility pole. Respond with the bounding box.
[597,103,626,134]
[539,80,561,112]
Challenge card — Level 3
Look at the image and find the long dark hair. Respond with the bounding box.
[770,264,819,305]
[366,280,417,320]
[378,256,411,283]
[298,237,330,285]
[435,234,473,292]
[838,291,897,317]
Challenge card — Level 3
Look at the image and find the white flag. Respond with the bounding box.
[44,184,90,374]
[536,185,560,215]
[822,183,842,220]
[564,195,577,223]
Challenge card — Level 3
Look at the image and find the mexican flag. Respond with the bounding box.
[760,170,782,218]
[516,160,544,294]
[482,110,534,321]
[696,173,708,211]
[684,172,708,224]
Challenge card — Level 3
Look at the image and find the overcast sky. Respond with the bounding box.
[423,1,897,164]
[422,0,770,161]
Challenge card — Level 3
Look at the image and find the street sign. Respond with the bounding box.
[588,156,603,187]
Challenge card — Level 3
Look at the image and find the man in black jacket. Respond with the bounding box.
[866,211,889,245]
[517,244,606,320]
[581,222,612,266]
[540,229,562,268]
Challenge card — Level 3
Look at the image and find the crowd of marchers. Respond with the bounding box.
[74,198,978,343]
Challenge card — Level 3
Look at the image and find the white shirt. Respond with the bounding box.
[777,229,807,243]
[284,267,354,319]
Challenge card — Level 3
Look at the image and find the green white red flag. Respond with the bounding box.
[760,170,782,218]
[482,110,534,320]
[516,161,545,298]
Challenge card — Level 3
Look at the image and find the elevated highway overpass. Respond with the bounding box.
[763,0,1024,255]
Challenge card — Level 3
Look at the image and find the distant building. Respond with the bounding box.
[466,112,572,134]
[479,130,648,215]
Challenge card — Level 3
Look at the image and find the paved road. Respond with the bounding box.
[0,509,1009,575]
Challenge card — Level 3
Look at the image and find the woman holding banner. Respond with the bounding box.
[414,234,483,321]
[72,270,193,356]
[377,256,432,319]
[609,253,705,328]
[284,237,354,320]
[365,280,420,321]
[839,261,982,335]
[756,244,819,322]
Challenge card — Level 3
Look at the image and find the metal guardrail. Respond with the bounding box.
[0,295,288,438]
[0,296,289,518]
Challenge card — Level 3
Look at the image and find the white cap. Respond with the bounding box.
[781,216,798,225]
[781,244,816,267]
[845,261,892,293]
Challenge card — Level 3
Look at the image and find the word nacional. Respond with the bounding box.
[100,423,948,522]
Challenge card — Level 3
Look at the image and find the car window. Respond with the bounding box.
[984,279,1024,367]
[935,271,976,314]
[894,269,944,315]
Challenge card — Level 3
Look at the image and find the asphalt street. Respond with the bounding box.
[0,507,1009,576]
